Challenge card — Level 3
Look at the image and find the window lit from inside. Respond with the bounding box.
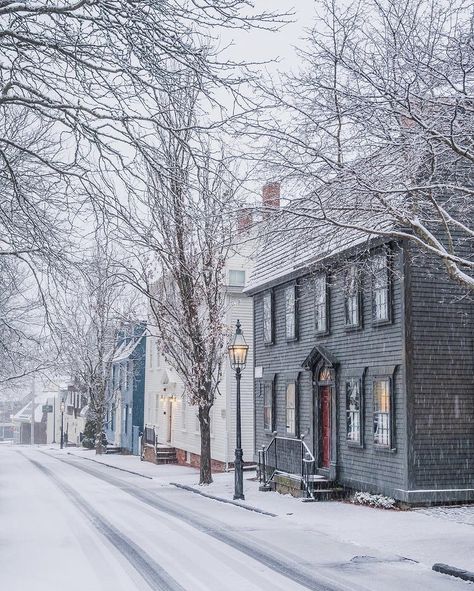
[314,274,327,333]
[286,383,296,435]
[345,265,360,326]
[263,381,273,431]
[263,292,272,344]
[373,253,390,322]
[285,285,296,340]
[346,379,361,444]
[374,378,391,446]
[229,269,246,286]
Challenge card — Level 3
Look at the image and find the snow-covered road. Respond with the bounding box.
[1,447,469,591]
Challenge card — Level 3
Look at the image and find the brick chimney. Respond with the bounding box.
[237,208,253,233]
[262,181,280,210]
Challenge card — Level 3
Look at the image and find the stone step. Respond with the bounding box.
[310,487,348,501]
[155,446,178,465]
[106,446,121,454]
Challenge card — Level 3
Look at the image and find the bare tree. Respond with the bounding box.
[58,230,137,453]
[255,0,474,291]
[117,76,243,483]
[0,1,286,385]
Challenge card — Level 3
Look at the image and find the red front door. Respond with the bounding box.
[321,386,331,468]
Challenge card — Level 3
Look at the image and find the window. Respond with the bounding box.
[346,379,361,444]
[122,362,127,391]
[286,383,296,435]
[373,378,391,447]
[181,396,187,430]
[263,381,273,431]
[285,285,296,340]
[155,342,161,368]
[345,264,361,327]
[263,292,273,344]
[372,252,390,322]
[124,403,129,434]
[314,274,328,334]
[148,338,154,368]
[229,269,246,286]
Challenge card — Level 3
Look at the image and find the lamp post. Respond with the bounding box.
[60,400,65,449]
[228,319,249,501]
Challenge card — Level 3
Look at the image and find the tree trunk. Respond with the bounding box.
[199,405,213,484]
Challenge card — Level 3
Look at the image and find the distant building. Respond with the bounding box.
[105,322,146,454]
[143,219,255,470]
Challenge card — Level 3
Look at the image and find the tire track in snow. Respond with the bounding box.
[44,451,349,591]
[21,453,186,591]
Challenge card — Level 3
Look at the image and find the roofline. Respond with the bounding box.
[244,234,395,296]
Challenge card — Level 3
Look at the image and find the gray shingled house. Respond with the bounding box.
[246,182,473,505]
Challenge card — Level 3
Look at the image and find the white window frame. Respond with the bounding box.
[263,292,273,344]
[314,273,328,334]
[345,264,361,328]
[263,380,273,432]
[346,378,362,445]
[372,252,390,323]
[285,284,297,340]
[285,382,296,436]
[373,377,392,448]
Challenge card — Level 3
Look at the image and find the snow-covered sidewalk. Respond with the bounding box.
[48,446,474,577]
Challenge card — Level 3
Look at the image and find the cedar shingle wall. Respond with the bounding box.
[254,246,407,496]
[408,245,474,489]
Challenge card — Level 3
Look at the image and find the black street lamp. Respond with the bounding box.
[228,319,249,501]
[60,400,65,449]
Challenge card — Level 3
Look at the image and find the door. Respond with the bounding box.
[321,385,331,468]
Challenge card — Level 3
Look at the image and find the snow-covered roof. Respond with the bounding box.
[112,333,145,363]
[13,391,52,423]
[245,180,394,294]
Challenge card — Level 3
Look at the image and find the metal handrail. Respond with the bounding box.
[257,435,315,500]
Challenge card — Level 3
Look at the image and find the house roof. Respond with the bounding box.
[112,330,146,363]
[244,179,394,294]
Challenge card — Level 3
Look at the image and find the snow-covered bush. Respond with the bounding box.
[351,491,396,510]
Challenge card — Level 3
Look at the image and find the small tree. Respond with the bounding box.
[58,230,132,454]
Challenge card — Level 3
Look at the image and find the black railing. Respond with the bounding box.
[141,425,157,460]
[258,435,315,499]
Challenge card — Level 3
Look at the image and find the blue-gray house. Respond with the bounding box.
[105,322,146,455]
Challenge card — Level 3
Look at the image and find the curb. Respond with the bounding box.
[66,452,153,480]
[433,563,474,583]
[170,482,277,517]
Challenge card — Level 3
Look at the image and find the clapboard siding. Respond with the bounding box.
[407,243,474,490]
[254,244,408,496]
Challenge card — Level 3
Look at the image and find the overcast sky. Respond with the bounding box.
[221,0,317,73]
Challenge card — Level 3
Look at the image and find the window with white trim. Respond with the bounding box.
[286,383,296,435]
[314,273,328,334]
[372,252,390,322]
[346,379,361,444]
[181,396,187,430]
[345,264,360,327]
[263,292,273,344]
[263,381,273,431]
[373,378,391,447]
[229,269,246,286]
[285,285,296,340]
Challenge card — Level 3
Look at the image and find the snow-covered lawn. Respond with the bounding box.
[53,445,474,576]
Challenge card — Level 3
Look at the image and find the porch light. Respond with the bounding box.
[227,320,249,370]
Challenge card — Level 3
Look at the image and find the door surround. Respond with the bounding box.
[313,359,337,480]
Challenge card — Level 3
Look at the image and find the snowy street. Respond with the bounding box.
[1,446,472,591]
